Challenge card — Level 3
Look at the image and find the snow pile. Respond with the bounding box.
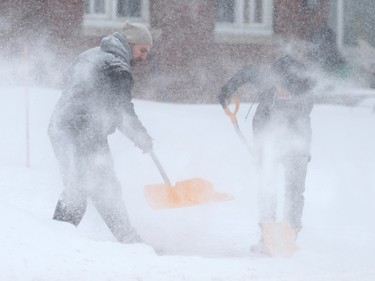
[0,87,375,281]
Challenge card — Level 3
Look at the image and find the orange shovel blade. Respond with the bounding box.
[261,221,299,257]
[144,178,233,209]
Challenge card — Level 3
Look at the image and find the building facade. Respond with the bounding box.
[1,0,373,102]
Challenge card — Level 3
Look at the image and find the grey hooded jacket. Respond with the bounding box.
[219,56,314,139]
[48,32,152,151]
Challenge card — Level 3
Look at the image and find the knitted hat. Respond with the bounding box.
[122,22,153,46]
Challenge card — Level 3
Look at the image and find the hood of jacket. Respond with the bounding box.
[100,32,132,66]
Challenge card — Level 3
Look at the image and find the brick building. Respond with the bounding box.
[1,0,373,102]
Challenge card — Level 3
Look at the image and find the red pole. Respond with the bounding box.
[24,45,30,168]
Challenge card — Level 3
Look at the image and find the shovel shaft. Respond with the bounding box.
[150,151,171,184]
[225,97,253,155]
[233,122,253,154]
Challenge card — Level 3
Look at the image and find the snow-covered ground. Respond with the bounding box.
[1,86,375,281]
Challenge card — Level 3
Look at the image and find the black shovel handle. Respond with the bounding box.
[224,97,253,155]
[149,151,171,184]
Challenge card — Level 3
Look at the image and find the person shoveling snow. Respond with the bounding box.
[219,55,315,256]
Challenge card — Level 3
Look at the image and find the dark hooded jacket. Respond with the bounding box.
[48,32,151,150]
[219,56,315,139]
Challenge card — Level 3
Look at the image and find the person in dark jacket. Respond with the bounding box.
[48,22,153,243]
[219,55,315,253]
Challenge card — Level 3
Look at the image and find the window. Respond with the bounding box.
[329,0,375,66]
[302,0,320,8]
[330,0,375,47]
[83,0,149,35]
[215,0,274,41]
[84,0,108,18]
[117,0,141,18]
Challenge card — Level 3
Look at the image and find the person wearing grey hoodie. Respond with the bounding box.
[219,55,315,253]
[48,22,153,243]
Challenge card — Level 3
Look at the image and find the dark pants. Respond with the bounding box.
[254,127,310,234]
[49,129,140,243]
[282,151,309,233]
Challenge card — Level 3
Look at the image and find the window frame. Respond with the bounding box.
[82,0,150,36]
[215,0,274,43]
[332,0,375,65]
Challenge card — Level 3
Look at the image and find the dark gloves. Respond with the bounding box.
[218,91,229,110]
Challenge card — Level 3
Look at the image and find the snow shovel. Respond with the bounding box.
[260,221,299,257]
[144,151,233,209]
[224,97,253,154]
